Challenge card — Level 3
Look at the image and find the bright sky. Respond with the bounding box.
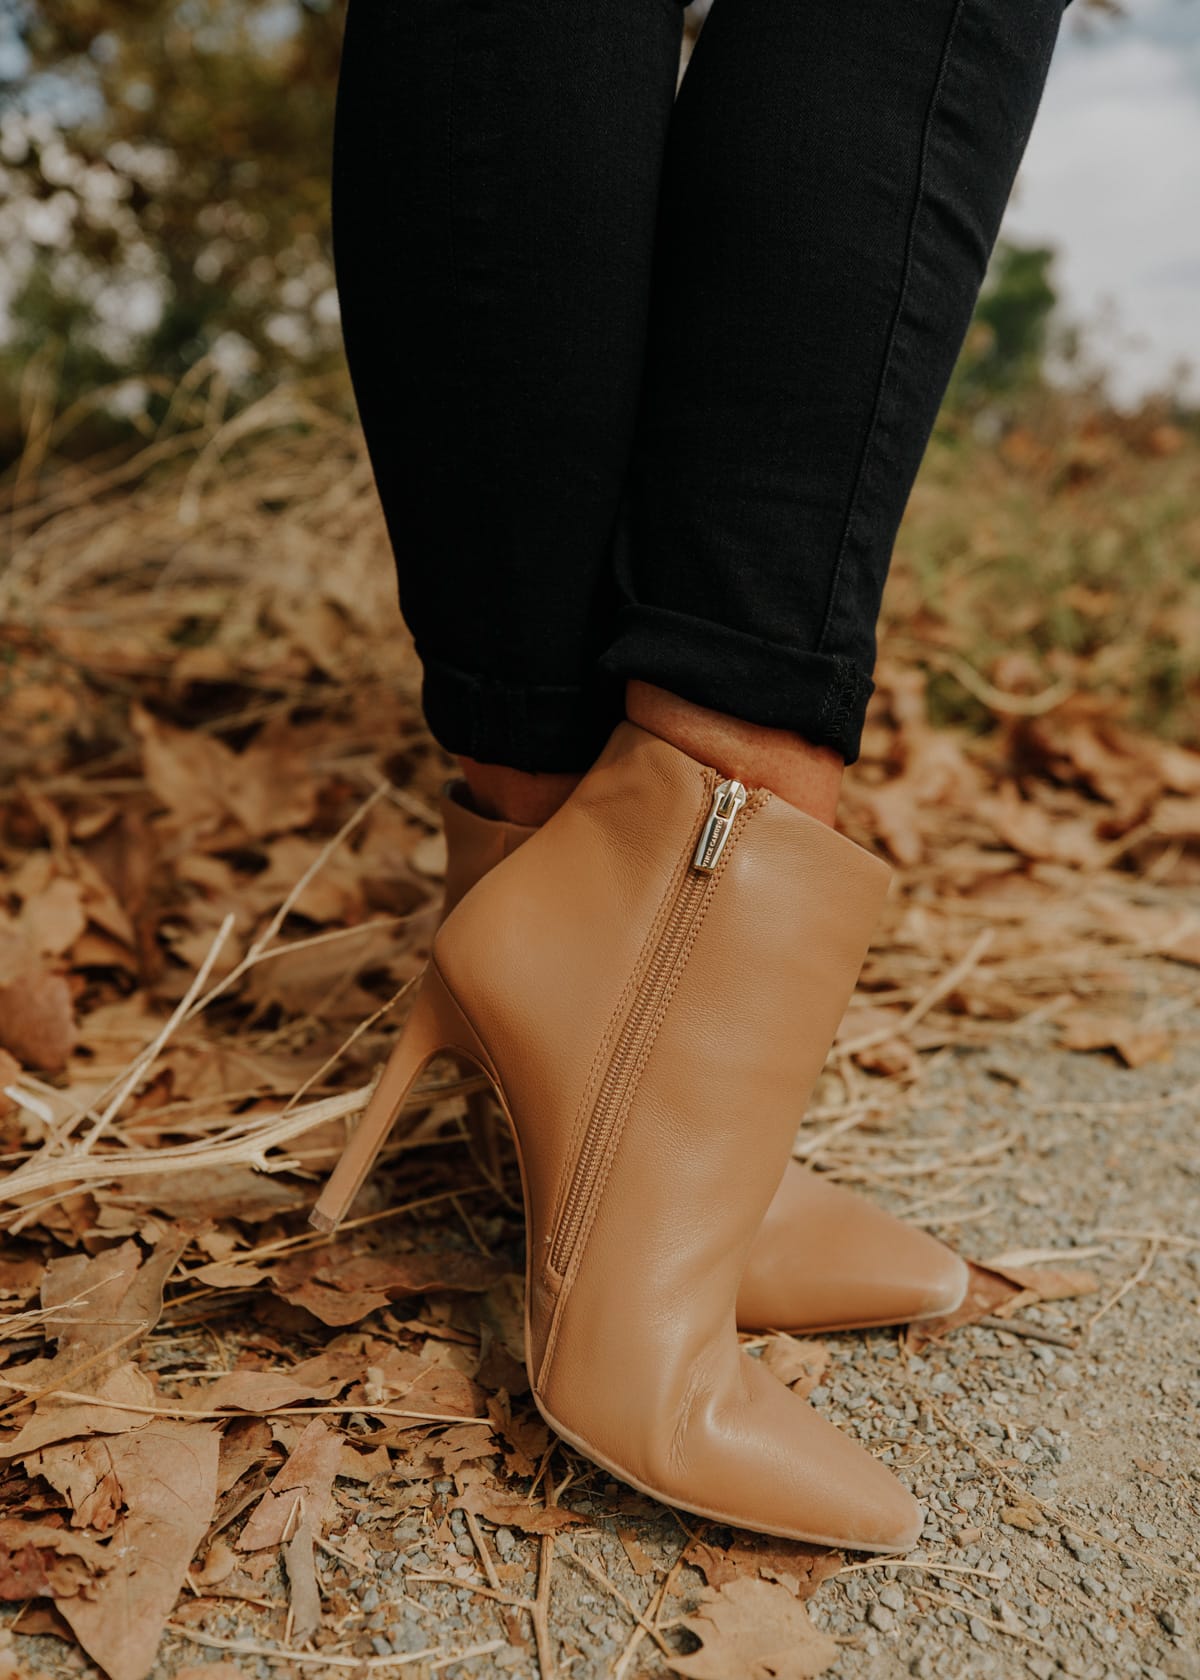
[1002,0,1200,406]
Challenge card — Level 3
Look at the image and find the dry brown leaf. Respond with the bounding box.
[984,1261,1098,1308]
[683,1535,840,1602]
[56,1422,219,1680]
[270,1245,501,1327]
[1154,796,1200,838]
[759,1338,830,1401]
[29,1435,125,1530]
[178,1364,346,1414]
[238,917,404,1022]
[19,877,89,959]
[282,1523,322,1641]
[339,1442,391,1482]
[0,1517,110,1601]
[215,1418,276,1498]
[486,1394,550,1479]
[616,1525,656,1578]
[2,1236,187,1458]
[980,786,1110,869]
[907,1258,1097,1351]
[131,707,318,843]
[6,1363,159,1458]
[1059,1013,1172,1067]
[255,834,366,924]
[0,1254,44,1305]
[236,1417,343,1552]
[669,1577,840,1680]
[0,967,76,1072]
[456,1486,588,1536]
[424,1423,496,1476]
[190,1539,239,1588]
[41,1234,187,1364]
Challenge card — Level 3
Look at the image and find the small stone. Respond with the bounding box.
[955,1526,984,1546]
[867,1603,896,1633]
[1027,1658,1057,1680]
[879,1584,905,1612]
[370,1637,392,1658]
[968,1616,991,1643]
[360,1587,380,1613]
[1158,1609,1185,1638]
[495,1527,516,1558]
[1134,1519,1160,1540]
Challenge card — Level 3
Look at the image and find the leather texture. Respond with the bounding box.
[430,723,923,1549]
[438,777,968,1335]
[441,780,534,919]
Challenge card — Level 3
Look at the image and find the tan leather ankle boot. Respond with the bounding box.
[314,724,923,1549]
[440,777,967,1335]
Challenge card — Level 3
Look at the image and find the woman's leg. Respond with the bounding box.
[331,0,684,809]
[605,0,1067,794]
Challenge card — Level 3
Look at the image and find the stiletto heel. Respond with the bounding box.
[310,965,492,1233]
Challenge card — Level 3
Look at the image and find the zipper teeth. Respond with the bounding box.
[549,869,707,1277]
[547,777,749,1279]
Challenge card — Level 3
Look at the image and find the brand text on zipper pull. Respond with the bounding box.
[692,778,748,874]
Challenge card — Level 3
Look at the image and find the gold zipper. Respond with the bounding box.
[547,774,749,1278]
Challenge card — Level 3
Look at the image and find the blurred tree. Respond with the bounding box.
[947,240,1062,410]
[0,0,346,463]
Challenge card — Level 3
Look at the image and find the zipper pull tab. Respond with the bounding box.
[692,778,748,874]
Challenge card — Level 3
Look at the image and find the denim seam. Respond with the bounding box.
[813,0,968,696]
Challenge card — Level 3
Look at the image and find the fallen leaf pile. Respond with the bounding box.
[0,386,1196,1676]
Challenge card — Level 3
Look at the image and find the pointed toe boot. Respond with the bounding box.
[736,1171,968,1332]
[436,775,967,1335]
[314,723,922,1551]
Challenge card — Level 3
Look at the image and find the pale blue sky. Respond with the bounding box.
[1002,0,1200,404]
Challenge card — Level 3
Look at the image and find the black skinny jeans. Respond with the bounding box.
[333,0,1067,772]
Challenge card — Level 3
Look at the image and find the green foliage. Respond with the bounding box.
[2,0,346,462]
[944,240,1062,414]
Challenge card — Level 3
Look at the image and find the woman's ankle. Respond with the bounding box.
[456,756,582,827]
[625,680,843,827]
